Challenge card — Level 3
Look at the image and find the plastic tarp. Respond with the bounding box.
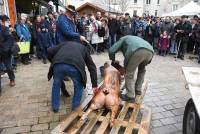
[162,1,200,17]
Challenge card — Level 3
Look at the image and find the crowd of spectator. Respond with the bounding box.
[0,5,200,95]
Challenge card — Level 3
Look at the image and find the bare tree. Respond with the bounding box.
[118,0,130,12]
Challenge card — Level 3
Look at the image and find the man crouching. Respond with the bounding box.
[47,41,97,113]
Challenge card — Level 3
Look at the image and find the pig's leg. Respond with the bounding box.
[110,105,119,127]
[80,93,105,121]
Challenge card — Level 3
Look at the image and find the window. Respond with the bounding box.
[133,10,137,16]
[157,0,160,4]
[134,0,137,4]
[146,0,151,4]
[173,4,178,11]
[155,10,158,17]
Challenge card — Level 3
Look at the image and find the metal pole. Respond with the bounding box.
[109,0,111,14]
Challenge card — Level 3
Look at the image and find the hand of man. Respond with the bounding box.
[80,36,89,44]
[93,87,100,96]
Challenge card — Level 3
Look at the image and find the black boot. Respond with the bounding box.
[43,59,47,64]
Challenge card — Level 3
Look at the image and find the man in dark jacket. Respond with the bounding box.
[0,15,16,95]
[108,14,118,48]
[47,41,97,112]
[176,15,192,60]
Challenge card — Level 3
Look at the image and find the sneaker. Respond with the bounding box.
[9,80,16,87]
[120,94,135,103]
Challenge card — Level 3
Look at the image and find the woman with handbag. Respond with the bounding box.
[16,16,32,65]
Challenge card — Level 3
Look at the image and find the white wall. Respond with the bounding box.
[126,0,144,16]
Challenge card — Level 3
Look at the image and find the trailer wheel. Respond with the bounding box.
[183,99,200,134]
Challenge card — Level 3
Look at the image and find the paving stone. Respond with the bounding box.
[174,115,183,123]
[17,118,38,126]
[155,100,172,106]
[174,123,182,131]
[1,126,31,134]
[163,105,174,110]
[152,107,166,113]
[22,131,43,134]
[160,117,177,125]
[153,125,178,134]
[171,108,185,116]
[49,122,59,129]
[39,117,51,124]
[42,129,52,134]
[152,113,164,120]
[31,124,49,131]
[173,103,185,109]
[151,120,163,128]
[161,111,174,118]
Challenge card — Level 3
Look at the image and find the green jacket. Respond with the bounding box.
[109,35,154,67]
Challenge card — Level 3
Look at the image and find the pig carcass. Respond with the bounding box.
[80,66,121,126]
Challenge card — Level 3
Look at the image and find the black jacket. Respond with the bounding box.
[108,18,119,36]
[47,41,97,88]
[0,25,14,57]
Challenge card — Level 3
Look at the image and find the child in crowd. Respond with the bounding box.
[158,31,169,56]
[37,25,52,64]
[136,26,144,39]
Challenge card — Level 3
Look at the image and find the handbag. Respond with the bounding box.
[17,41,30,54]
[11,42,20,56]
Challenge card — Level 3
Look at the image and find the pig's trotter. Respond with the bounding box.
[80,103,97,121]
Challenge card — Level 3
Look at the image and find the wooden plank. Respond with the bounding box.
[95,112,111,134]
[135,81,148,104]
[109,102,129,134]
[138,105,152,134]
[80,110,104,134]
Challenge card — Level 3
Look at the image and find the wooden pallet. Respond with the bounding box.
[52,81,151,134]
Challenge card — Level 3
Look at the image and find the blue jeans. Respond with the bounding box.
[109,34,116,48]
[170,40,177,54]
[0,56,15,81]
[41,47,48,60]
[52,64,84,110]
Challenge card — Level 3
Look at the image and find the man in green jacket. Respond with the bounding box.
[109,35,154,102]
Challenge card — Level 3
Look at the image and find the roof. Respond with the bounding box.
[76,2,120,14]
[162,1,200,17]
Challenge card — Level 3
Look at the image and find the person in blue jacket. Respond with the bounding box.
[37,24,52,64]
[16,16,31,65]
[56,5,87,44]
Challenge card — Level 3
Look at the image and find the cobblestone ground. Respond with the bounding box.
[0,53,199,134]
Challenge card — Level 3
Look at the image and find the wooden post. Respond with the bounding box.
[7,0,17,26]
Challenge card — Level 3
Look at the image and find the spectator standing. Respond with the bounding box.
[16,16,32,65]
[56,5,87,44]
[176,15,192,60]
[37,24,52,64]
[152,18,161,50]
[145,20,154,46]
[0,15,16,94]
[158,31,170,56]
[100,18,109,51]
[120,13,132,36]
[108,14,118,48]
[26,18,34,57]
[33,15,43,59]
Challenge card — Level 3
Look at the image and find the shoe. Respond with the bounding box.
[43,59,47,64]
[135,90,142,95]
[9,80,16,87]
[120,94,135,103]
[52,108,59,113]
[180,56,184,60]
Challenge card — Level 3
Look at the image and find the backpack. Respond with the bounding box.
[98,26,106,37]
